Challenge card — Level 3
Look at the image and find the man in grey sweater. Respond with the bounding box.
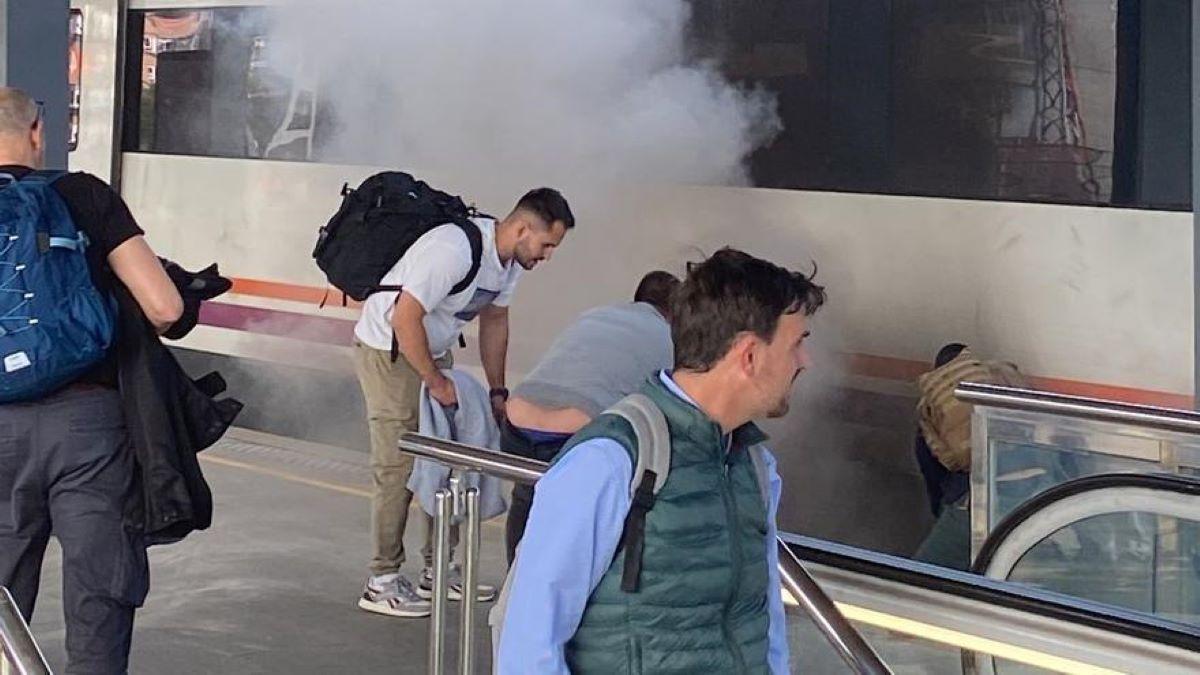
[501,270,679,563]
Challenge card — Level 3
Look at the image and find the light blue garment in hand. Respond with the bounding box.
[408,368,508,522]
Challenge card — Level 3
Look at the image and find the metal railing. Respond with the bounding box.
[956,382,1200,436]
[0,587,50,675]
[399,432,892,675]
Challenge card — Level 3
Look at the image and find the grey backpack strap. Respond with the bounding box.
[608,393,671,496]
[748,444,772,510]
[606,393,670,593]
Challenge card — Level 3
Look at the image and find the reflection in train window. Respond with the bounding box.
[123,8,322,161]
[691,0,1186,209]
[68,10,83,152]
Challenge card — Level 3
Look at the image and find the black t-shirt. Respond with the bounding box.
[1,166,144,388]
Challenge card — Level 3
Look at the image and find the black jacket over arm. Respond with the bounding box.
[113,280,242,546]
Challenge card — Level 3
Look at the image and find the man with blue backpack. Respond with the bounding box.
[0,88,183,674]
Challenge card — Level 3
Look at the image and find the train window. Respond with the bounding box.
[123,8,322,161]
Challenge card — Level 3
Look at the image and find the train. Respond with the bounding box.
[66,0,1194,555]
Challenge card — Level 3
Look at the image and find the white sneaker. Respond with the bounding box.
[357,574,432,618]
[417,564,497,602]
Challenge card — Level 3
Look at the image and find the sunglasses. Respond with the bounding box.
[32,100,44,129]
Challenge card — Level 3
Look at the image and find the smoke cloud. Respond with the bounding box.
[269,0,780,186]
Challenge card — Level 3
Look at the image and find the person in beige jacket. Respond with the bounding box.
[913,343,1028,569]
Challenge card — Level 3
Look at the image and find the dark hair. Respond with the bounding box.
[515,187,575,230]
[934,343,967,368]
[671,248,825,372]
[633,270,680,315]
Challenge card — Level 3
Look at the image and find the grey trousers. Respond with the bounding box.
[0,387,148,675]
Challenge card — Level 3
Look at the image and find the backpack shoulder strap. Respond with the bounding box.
[605,393,670,593]
[607,393,670,496]
[449,218,484,296]
[3,171,83,253]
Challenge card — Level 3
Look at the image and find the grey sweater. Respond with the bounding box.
[513,302,673,417]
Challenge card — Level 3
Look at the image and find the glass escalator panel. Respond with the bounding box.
[1006,511,1200,626]
[976,412,1193,530]
[966,392,1200,557]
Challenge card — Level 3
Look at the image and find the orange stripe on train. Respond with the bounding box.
[226,277,1195,410]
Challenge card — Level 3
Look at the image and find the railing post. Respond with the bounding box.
[429,489,452,675]
[460,487,481,675]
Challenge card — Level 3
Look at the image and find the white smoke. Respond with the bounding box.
[269,0,779,186]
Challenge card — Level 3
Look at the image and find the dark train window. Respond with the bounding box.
[122,9,322,162]
[692,0,1190,210]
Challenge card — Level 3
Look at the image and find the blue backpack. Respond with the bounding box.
[0,171,116,403]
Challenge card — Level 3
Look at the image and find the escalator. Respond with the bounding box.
[777,384,1200,674]
[782,470,1200,673]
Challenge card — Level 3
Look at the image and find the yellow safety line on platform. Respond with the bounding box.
[201,454,372,499]
[201,453,506,529]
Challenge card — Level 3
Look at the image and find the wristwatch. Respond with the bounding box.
[489,387,509,400]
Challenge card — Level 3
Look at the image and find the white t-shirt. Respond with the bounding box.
[354,217,522,357]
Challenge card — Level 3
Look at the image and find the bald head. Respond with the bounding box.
[0,88,38,136]
[0,88,43,168]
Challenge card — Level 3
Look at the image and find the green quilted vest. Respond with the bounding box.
[559,376,772,674]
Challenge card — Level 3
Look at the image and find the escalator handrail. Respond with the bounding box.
[972,472,1200,576]
[783,532,1200,652]
[398,432,893,675]
[955,381,1200,436]
[776,540,890,674]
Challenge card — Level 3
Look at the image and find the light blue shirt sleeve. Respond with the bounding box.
[762,448,791,674]
[497,438,632,674]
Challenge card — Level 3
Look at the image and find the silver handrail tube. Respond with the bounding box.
[460,488,481,675]
[429,491,452,675]
[956,382,1200,436]
[401,434,546,484]
[776,541,890,675]
[399,433,893,675]
[0,587,50,675]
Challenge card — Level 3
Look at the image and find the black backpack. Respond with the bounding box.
[312,171,484,303]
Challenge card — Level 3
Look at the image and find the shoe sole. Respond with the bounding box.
[416,586,496,603]
[357,597,431,618]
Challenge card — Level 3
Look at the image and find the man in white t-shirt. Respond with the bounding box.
[353,187,574,619]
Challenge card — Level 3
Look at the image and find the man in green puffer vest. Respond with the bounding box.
[497,248,826,674]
